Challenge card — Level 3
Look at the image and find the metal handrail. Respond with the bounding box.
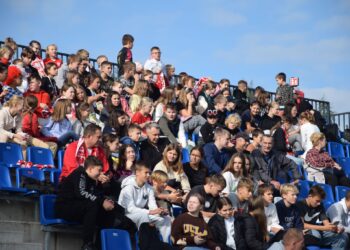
[1,41,332,122]
[331,112,350,131]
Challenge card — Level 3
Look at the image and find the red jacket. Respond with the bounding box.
[22,112,57,142]
[24,90,51,118]
[60,139,109,180]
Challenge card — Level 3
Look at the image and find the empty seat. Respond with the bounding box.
[0,143,23,167]
[327,142,345,159]
[335,185,350,201]
[101,229,132,250]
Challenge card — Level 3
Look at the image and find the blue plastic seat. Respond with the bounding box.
[0,166,27,193]
[27,146,55,166]
[335,185,350,201]
[57,149,65,170]
[345,144,350,158]
[16,167,45,188]
[337,157,350,170]
[172,204,183,218]
[182,148,190,163]
[192,133,199,143]
[327,142,345,159]
[39,194,76,225]
[0,143,23,167]
[297,180,310,200]
[312,183,334,203]
[101,229,132,250]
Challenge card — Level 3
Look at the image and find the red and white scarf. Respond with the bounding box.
[75,138,101,166]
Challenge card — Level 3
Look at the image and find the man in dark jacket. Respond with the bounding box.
[251,135,301,191]
[55,156,136,250]
[140,123,170,170]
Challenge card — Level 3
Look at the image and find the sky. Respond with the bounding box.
[1,0,350,113]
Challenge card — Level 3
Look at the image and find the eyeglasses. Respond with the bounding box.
[207,109,218,116]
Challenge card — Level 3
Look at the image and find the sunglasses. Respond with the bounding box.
[207,109,218,116]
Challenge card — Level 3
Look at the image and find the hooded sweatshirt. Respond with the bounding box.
[118,175,158,214]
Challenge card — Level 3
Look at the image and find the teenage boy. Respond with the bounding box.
[99,61,114,91]
[296,185,347,249]
[268,228,304,250]
[208,94,227,125]
[258,184,283,235]
[55,54,81,89]
[185,174,226,220]
[20,47,36,92]
[327,190,350,237]
[202,127,231,174]
[275,184,303,231]
[275,72,294,106]
[118,61,135,96]
[120,124,142,160]
[228,177,253,215]
[117,34,134,77]
[232,80,249,115]
[56,156,136,250]
[158,103,187,148]
[118,162,172,242]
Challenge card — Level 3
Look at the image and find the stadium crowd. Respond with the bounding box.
[1,35,350,250]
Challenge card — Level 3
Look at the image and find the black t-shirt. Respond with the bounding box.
[296,199,328,225]
[183,162,209,188]
[259,114,281,131]
[241,109,261,131]
[186,185,218,213]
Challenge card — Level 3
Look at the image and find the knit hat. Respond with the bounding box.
[3,65,22,86]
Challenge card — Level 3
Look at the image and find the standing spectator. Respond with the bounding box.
[275,72,294,106]
[117,34,134,77]
[144,46,166,92]
[300,111,320,158]
[233,80,249,115]
[29,40,46,77]
[55,54,81,89]
[43,44,62,68]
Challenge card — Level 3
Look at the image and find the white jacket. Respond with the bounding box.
[118,175,158,215]
[327,198,350,233]
[300,122,320,158]
[265,203,283,232]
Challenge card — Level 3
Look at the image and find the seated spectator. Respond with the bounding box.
[282,115,302,152]
[171,193,220,249]
[275,184,303,231]
[118,162,172,242]
[43,44,62,68]
[158,103,187,148]
[99,61,114,89]
[260,102,281,132]
[224,113,241,137]
[203,127,231,174]
[183,146,209,188]
[102,133,120,178]
[222,153,246,195]
[246,128,263,153]
[225,96,237,116]
[154,87,175,122]
[18,47,35,92]
[185,174,226,220]
[100,91,123,122]
[115,144,136,182]
[300,110,320,158]
[241,101,261,133]
[256,90,271,116]
[305,132,350,187]
[60,124,109,180]
[24,75,51,119]
[154,143,191,194]
[131,97,153,129]
[258,184,283,236]
[72,102,91,137]
[55,83,76,121]
[65,70,80,87]
[74,84,88,105]
[29,40,46,78]
[103,109,128,138]
[327,190,350,237]
[129,79,149,114]
[176,87,206,135]
[41,62,59,100]
[120,123,142,160]
[86,73,107,112]
[140,123,170,170]
[2,65,23,103]
[22,95,58,156]
[55,54,80,89]
[0,44,14,66]
[41,99,79,147]
[143,69,161,103]
[200,109,220,144]
[268,228,304,250]
[164,64,176,87]
[232,132,250,154]
[55,156,136,250]
[296,185,347,249]
[228,177,253,215]
[110,81,132,117]
[208,94,227,126]
[208,197,245,250]
[235,196,269,250]
[232,80,250,115]
[251,135,301,191]
[197,80,216,114]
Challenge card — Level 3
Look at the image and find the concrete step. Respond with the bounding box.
[0,220,42,243]
[0,195,39,222]
[0,230,24,243]
[0,242,42,250]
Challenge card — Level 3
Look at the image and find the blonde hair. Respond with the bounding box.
[300,111,315,124]
[45,44,57,58]
[141,97,153,108]
[280,184,299,196]
[132,80,148,97]
[52,99,71,122]
[0,45,14,58]
[225,113,242,128]
[3,95,23,108]
[311,132,325,147]
[151,170,168,183]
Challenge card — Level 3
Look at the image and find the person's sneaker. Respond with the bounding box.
[81,242,97,250]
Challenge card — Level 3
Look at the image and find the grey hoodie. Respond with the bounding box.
[118,175,158,214]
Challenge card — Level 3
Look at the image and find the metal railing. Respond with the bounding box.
[331,112,350,131]
[1,41,332,123]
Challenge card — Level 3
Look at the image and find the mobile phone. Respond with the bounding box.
[333,221,340,225]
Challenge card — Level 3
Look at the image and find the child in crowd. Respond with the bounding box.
[56,83,76,121]
[241,101,261,133]
[0,45,14,65]
[41,99,79,147]
[65,70,80,86]
[120,123,142,160]
[0,63,8,104]
[103,109,128,137]
[275,72,294,106]
[41,62,59,100]
[110,80,132,117]
[200,109,220,144]
[224,113,241,137]
[131,97,153,128]
[129,79,149,114]
[55,54,81,89]
[222,153,246,195]
[228,177,253,215]
[154,143,191,195]
[233,80,249,115]
[100,91,123,122]
[197,81,216,114]
[246,128,264,153]
[154,87,175,122]
[115,144,136,181]
[171,193,220,249]
[44,44,62,68]
[99,61,114,89]
[118,61,136,96]
[117,34,134,77]
[118,162,172,242]
[72,102,91,137]
[86,73,107,109]
[29,40,46,77]
[209,94,227,126]
[208,197,244,250]
[2,65,23,104]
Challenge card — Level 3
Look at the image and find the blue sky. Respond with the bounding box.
[1,0,350,112]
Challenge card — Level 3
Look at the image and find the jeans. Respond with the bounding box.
[308,229,347,250]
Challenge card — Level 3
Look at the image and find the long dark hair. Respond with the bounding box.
[118,144,136,172]
[106,91,122,113]
[248,196,268,242]
[108,109,127,137]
